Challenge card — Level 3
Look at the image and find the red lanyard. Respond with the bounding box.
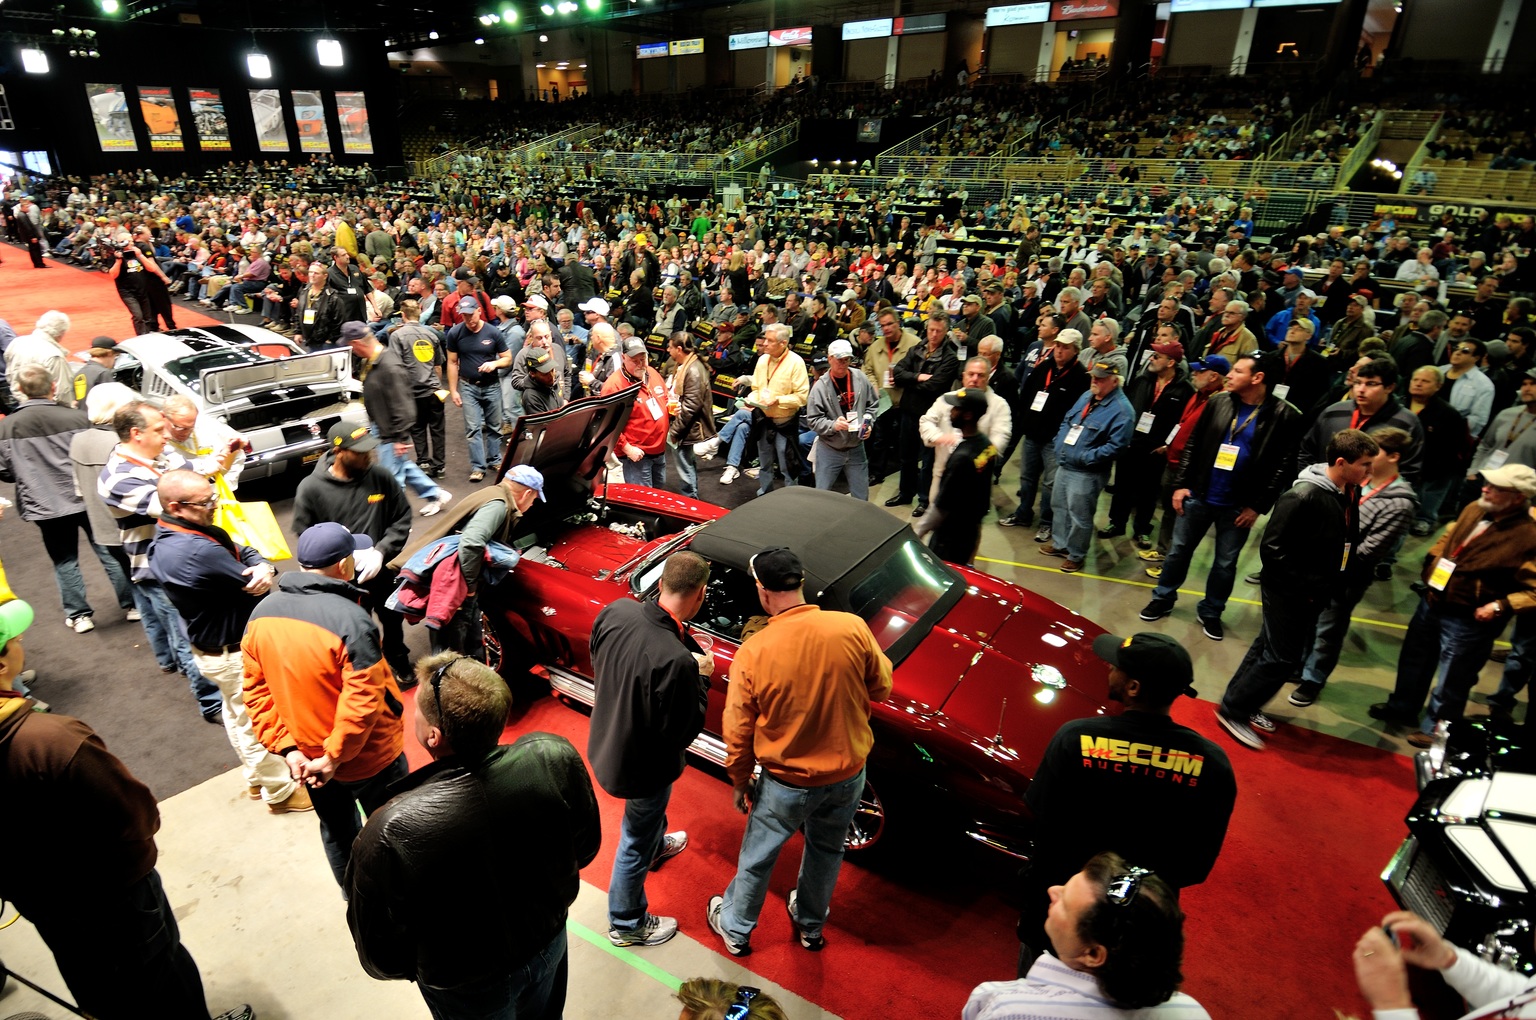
[1349,407,1376,430]
[1079,397,1102,421]
[1359,475,1398,503]
[1152,378,1169,404]
[1450,519,1493,560]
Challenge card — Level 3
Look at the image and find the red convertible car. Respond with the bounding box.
[482,387,1111,856]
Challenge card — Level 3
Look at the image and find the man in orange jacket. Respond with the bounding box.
[242,521,407,887]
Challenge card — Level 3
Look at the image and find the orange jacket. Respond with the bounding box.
[242,572,403,782]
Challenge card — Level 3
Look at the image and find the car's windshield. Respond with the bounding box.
[161,349,261,391]
[847,537,958,652]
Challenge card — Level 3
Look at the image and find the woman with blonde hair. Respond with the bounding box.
[674,978,788,1020]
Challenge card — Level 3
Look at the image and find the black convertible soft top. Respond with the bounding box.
[688,488,908,599]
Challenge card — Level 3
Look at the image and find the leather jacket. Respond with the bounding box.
[1174,390,1304,513]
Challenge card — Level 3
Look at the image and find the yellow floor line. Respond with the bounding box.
[975,555,1411,632]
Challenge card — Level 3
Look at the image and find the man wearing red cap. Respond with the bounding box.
[1102,336,1193,548]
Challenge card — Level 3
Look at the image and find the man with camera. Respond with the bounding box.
[112,226,176,337]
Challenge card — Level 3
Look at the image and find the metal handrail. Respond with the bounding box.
[875,117,950,169]
[1334,111,1384,192]
[1398,112,1444,195]
[713,120,800,174]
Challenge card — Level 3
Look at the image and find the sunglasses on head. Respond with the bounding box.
[1105,866,1152,907]
[429,656,464,722]
[724,986,761,1020]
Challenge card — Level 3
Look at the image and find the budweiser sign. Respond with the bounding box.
[1051,0,1118,18]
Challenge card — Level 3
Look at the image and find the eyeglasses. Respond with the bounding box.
[429,656,462,722]
[723,986,761,1020]
[176,493,218,510]
[1105,866,1152,907]
[1456,346,1479,355]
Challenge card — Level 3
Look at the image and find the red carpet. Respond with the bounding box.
[401,685,1420,1020]
[0,242,223,354]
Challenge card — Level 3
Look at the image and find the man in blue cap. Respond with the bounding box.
[243,521,408,887]
[0,596,256,1019]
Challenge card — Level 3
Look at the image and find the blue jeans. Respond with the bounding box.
[314,752,410,886]
[1219,584,1327,717]
[1300,573,1374,686]
[1015,437,1057,526]
[718,408,754,467]
[1490,612,1536,712]
[419,928,567,1020]
[134,580,218,717]
[38,512,134,620]
[459,380,503,472]
[621,452,666,487]
[608,787,672,930]
[756,428,800,496]
[718,767,865,944]
[1415,474,1457,527]
[1050,466,1107,562]
[371,425,443,501]
[673,445,698,498]
[1385,598,1503,733]
[1151,496,1254,620]
[814,443,869,500]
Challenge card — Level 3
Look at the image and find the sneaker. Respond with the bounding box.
[1374,562,1393,582]
[706,896,750,956]
[420,489,453,516]
[1215,710,1265,750]
[247,784,264,801]
[1244,570,1262,584]
[650,830,688,870]
[1199,616,1224,641]
[1289,681,1323,707]
[468,470,485,483]
[126,608,142,621]
[1096,525,1124,539]
[269,785,315,814]
[694,436,721,459]
[608,912,679,948]
[743,467,760,479]
[1033,524,1053,543]
[999,509,1033,528]
[1137,548,1165,562]
[1145,566,1163,579]
[1249,711,1277,734]
[1059,559,1082,573]
[211,1007,255,1020]
[720,465,739,485]
[786,890,825,951]
[1133,534,1152,550]
[1039,543,1068,558]
[68,615,95,634]
[1139,597,1175,621]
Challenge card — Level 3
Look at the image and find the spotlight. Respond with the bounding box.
[479,13,494,24]
[539,33,549,41]
[88,48,98,57]
[21,47,48,72]
[247,51,272,78]
[502,7,518,23]
[578,62,587,68]
[51,27,65,37]
[67,48,78,57]
[317,38,343,66]
[584,0,600,10]
[540,3,554,13]
[99,0,120,12]
[69,26,82,37]
[475,36,485,44]
[429,30,439,39]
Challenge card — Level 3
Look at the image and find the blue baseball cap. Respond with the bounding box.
[296,522,373,569]
[1190,354,1231,375]
[506,464,546,501]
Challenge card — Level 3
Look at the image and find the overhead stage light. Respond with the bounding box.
[316,38,343,66]
[21,48,49,73]
[247,52,272,78]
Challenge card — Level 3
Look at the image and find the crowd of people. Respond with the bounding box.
[3,71,1536,1016]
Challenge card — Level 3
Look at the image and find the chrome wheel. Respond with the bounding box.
[844,776,886,852]
[479,610,504,675]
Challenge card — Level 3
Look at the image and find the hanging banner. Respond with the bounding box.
[138,87,184,151]
[334,91,373,154]
[249,89,290,152]
[190,88,230,151]
[86,84,137,152]
[636,41,669,58]
[291,90,331,153]
[669,38,704,55]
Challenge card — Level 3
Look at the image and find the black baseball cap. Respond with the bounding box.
[1092,632,1197,699]
[749,547,804,592]
[327,421,379,452]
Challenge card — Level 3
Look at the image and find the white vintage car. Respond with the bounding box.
[104,325,366,481]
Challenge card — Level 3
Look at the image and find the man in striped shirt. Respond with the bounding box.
[98,400,223,721]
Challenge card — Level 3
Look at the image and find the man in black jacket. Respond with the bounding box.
[1103,337,1193,545]
[1000,332,1090,539]
[346,653,599,1020]
[293,423,415,685]
[1140,354,1305,640]
[588,552,711,949]
[887,313,959,515]
[345,321,451,515]
[325,246,368,322]
[1214,429,1376,750]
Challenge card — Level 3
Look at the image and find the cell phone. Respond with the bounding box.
[1384,925,1400,950]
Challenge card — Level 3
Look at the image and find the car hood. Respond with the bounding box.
[200,349,345,405]
[496,384,637,511]
[920,581,1109,771]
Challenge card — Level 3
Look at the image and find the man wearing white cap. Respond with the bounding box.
[1371,462,1536,747]
[806,338,879,499]
[579,296,611,331]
